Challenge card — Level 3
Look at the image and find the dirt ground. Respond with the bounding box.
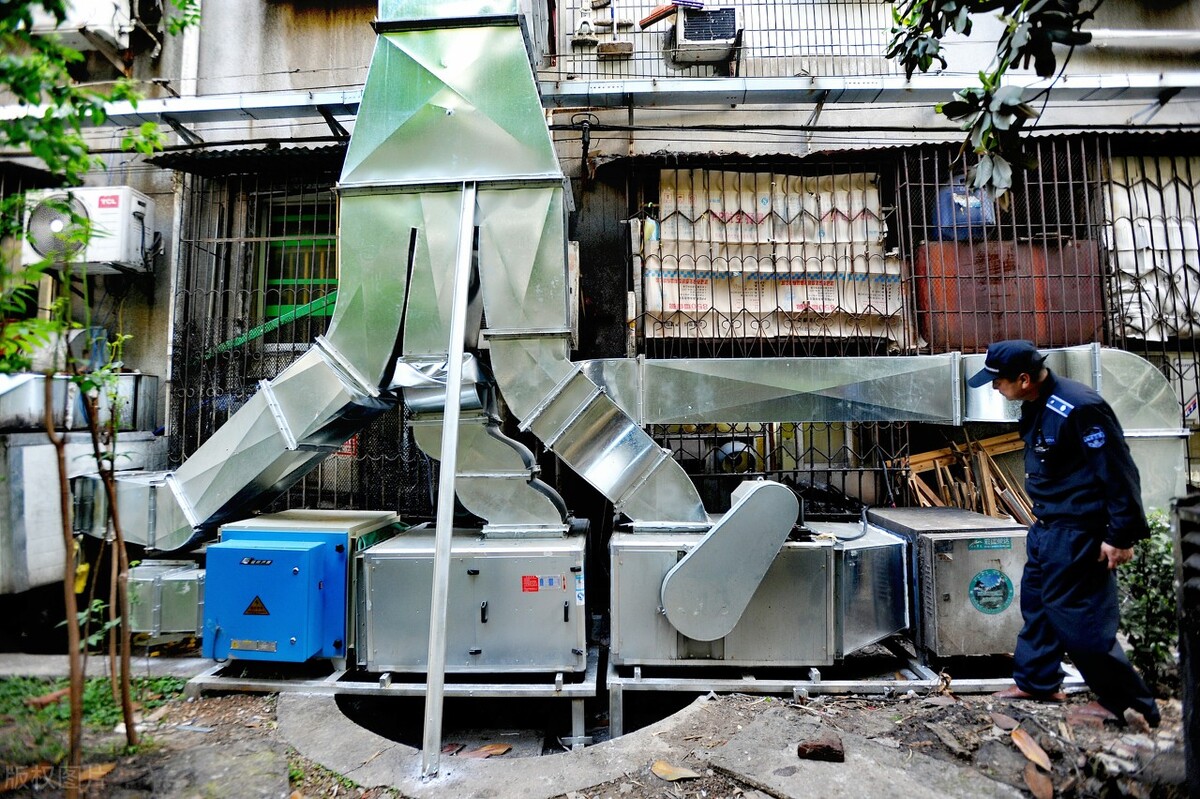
[2,683,1186,798]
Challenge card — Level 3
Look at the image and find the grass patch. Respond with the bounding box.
[286,747,402,798]
[0,675,186,765]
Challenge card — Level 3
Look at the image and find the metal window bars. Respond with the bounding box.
[168,168,433,518]
[168,134,1200,517]
[542,0,898,81]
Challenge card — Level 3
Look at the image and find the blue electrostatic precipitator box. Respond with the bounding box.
[202,539,326,662]
[201,510,399,663]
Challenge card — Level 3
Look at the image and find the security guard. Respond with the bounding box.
[967,340,1159,727]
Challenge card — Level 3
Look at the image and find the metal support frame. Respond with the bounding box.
[422,182,479,778]
[78,27,130,76]
[605,653,1087,738]
[183,647,600,747]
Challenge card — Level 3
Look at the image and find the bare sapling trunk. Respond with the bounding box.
[45,376,82,799]
[109,539,119,702]
[83,389,138,747]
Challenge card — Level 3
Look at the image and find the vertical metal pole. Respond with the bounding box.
[421,181,477,779]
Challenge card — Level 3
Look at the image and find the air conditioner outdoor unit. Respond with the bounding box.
[29,0,132,52]
[671,7,738,64]
[22,187,155,275]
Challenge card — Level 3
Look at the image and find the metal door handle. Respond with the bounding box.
[480,601,488,623]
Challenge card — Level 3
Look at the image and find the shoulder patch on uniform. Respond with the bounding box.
[1083,426,1106,448]
[1046,394,1074,418]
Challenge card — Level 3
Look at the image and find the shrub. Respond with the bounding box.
[1118,511,1179,694]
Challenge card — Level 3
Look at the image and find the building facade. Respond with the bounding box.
[4,0,1200,524]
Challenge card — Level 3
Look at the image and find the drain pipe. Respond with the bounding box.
[421,183,478,779]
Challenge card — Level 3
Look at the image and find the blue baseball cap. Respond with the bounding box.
[967,340,1046,388]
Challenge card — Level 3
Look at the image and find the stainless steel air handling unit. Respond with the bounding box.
[2,432,164,595]
[805,521,909,659]
[610,529,834,667]
[356,524,587,674]
[128,561,205,638]
[867,507,1027,658]
[0,373,158,433]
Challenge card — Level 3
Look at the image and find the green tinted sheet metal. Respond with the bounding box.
[341,28,558,187]
[377,1,517,22]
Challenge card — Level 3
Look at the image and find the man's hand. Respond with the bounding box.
[1099,542,1134,570]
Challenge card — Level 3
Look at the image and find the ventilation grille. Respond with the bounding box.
[681,8,736,42]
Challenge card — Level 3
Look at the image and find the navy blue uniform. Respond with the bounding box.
[1013,370,1159,723]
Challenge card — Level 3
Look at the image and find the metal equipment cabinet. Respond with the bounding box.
[610,531,835,667]
[867,507,1027,657]
[203,510,399,664]
[357,528,588,674]
[808,522,910,658]
[128,560,205,637]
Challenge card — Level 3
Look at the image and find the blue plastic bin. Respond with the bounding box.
[933,177,995,240]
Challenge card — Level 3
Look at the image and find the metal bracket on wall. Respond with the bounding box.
[79,26,130,76]
[161,114,204,146]
[318,106,350,140]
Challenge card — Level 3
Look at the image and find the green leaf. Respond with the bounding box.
[937,100,975,119]
[992,155,1013,191]
[975,155,994,188]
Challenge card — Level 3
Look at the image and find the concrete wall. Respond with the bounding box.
[64,1,375,422]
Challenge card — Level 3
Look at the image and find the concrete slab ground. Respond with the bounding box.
[709,705,1023,798]
[278,692,1023,799]
[0,653,212,680]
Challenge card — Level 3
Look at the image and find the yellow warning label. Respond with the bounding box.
[243,596,270,616]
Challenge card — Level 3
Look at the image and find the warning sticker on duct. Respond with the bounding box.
[243,596,270,616]
[968,569,1014,615]
[521,575,566,592]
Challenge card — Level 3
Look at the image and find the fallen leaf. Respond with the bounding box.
[1011,727,1052,772]
[922,695,957,706]
[0,764,52,791]
[79,762,117,782]
[990,711,1019,731]
[1024,762,1054,799]
[442,742,465,755]
[24,688,69,709]
[923,722,971,759]
[651,760,701,781]
[462,743,511,759]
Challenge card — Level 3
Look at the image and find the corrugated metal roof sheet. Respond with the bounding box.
[148,143,347,177]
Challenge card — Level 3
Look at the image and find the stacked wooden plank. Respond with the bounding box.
[900,432,1034,524]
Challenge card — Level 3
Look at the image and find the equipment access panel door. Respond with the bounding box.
[203,540,325,662]
[359,529,587,674]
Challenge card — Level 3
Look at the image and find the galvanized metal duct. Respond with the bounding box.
[109,339,393,551]
[577,355,964,425]
[354,15,706,525]
[577,345,1184,514]
[108,5,706,550]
